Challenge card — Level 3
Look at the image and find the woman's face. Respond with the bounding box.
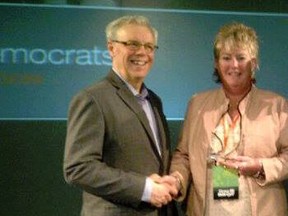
[215,46,256,95]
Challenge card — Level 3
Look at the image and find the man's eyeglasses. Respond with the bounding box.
[112,40,159,53]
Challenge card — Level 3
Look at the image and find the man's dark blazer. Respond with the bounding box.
[64,70,178,216]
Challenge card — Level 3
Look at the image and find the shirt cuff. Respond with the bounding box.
[141,177,153,202]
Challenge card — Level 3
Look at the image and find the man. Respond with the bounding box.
[63,15,178,216]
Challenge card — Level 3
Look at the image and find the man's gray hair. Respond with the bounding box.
[105,15,158,44]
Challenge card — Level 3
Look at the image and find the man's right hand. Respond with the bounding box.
[148,174,178,208]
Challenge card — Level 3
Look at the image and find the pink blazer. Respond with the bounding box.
[171,86,288,216]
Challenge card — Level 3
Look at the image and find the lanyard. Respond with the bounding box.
[222,114,240,151]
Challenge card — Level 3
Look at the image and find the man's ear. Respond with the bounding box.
[107,42,115,58]
[214,60,219,72]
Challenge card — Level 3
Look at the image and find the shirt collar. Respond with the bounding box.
[112,68,149,98]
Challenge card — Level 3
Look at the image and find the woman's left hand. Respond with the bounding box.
[219,155,262,176]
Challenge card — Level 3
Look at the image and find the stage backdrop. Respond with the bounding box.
[1,4,288,120]
[1,3,288,216]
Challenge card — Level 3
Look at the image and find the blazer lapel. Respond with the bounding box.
[149,97,166,156]
[107,71,161,159]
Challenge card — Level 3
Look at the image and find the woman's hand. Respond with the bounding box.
[219,155,263,177]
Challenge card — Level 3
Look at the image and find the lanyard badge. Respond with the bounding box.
[210,112,241,200]
[212,165,239,199]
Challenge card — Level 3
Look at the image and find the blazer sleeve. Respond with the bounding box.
[260,97,288,184]
[63,90,146,208]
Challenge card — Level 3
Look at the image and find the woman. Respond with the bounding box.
[170,22,288,215]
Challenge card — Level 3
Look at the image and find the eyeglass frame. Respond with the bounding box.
[111,40,159,53]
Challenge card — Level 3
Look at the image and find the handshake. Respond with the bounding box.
[148,172,182,208]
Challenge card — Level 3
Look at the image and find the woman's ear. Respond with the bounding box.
[251,58,258,71]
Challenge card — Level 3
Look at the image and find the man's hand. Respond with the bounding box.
[160,174,181,196]
[150,180,173,207]
[148,173,180,207]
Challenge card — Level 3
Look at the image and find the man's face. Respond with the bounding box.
[108,24,156,87]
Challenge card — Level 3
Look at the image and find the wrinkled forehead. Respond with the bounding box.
[117,24,156,41]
